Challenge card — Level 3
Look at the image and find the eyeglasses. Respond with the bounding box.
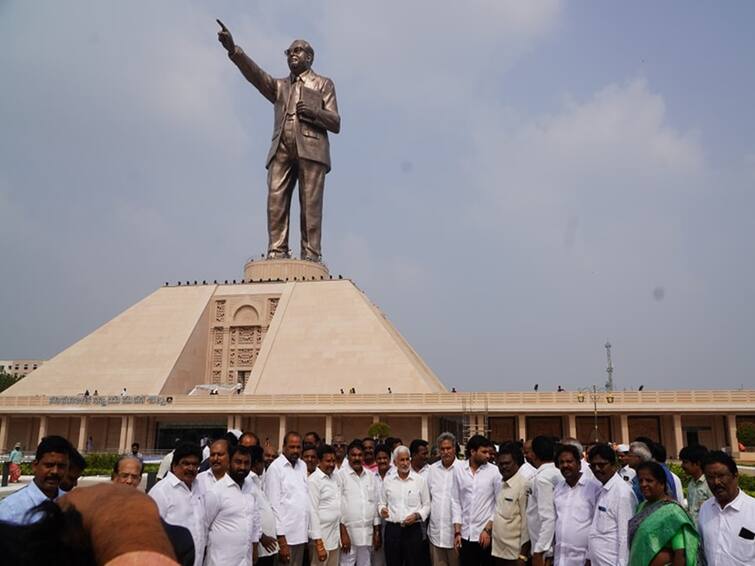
[284,46,307,56]
[333,443,347,448]
[117,472,141,482]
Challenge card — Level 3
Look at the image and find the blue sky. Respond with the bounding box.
[1,1,754,391]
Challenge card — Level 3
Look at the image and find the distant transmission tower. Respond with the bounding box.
[605,341,614,391]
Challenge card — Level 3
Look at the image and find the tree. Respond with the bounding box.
[367,421,391,440]
[738,421,755,448]
[0,371,20,393]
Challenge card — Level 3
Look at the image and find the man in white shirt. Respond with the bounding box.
[204,444,261,566]
[250,444,280,566]
[491,442,530,566]
[427,433,459,566]
[520,440,537,481]
[339,440,381,566]
[309,444,343,566]
[585,444,637,566]
[553,444,601,566]
[148,442,206,566]
[195,437,231,495]
[615,444,636,484]
[525,436,561,566]
[451,435,502,566]
[410,439,431,478]
[698,450,755,566]
[379,445,431,566]
[266,431,311,566]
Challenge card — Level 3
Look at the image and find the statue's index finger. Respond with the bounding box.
[216,19,228,32]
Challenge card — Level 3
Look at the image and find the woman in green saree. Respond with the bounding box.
[628,461,702,566]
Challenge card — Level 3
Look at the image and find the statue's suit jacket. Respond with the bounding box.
[229,47,340,172]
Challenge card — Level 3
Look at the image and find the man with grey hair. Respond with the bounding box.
[112,454,144,488]
[427,433,459,566]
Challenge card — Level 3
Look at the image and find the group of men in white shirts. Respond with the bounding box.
[141,429,755,566]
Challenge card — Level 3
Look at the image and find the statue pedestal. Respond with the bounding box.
[243,258,330,282]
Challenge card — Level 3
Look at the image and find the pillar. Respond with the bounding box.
[146,417,156,450]
[421,415,429,441]
[119,416,128,453]
[278,415,287,450]
[516,414,526,442]
[37,415,48,444]
[227,415,235,431]
[372,415,380,424]
[325,415,333,443]
[726,414,740,458]
[672,414,684,458]
[0,416,8,452]
[567,414,577,439]
[77,416,88,452]
[125,416,135,452]
[620,414,630,445]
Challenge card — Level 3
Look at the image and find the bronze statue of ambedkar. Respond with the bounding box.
[218,20,341,262]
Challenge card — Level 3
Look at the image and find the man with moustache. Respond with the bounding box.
[148,442,206,566]
[339,440,381,566]
[303,443,320,476]
[553,444,601,566]
[491,442,530,566]
[308,444,342,566]
[585,444,636,566]
[0,435,70,524]
[205,444,262,566]
[332,434,348,469]
[362,438,378,474]
[195,437,231,495]
[698,450,755,565]
[266,431,310,566]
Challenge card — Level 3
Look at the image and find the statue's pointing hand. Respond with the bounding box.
[217,19,235,54]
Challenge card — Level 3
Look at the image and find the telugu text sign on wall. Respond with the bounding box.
[48,395,172,406]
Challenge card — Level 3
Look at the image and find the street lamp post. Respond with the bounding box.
[577,385,615,443]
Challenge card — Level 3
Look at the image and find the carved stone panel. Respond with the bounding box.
[212,349,223,369]
[215,300,226,322]
[237,349,256,366]
[213,327,224,345]
[268,298,279,322]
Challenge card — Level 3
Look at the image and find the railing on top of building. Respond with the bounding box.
[0,389,754,411]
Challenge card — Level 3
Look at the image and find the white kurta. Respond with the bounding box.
[204,474,261,566]
[308,467,342,551]
[265,454,310,545]
[553,474,602,566]
[148,471,206,566]
[251,471,279,558]
[427,459,458,548]
[525,462,562,556]
[339,465,380,547]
